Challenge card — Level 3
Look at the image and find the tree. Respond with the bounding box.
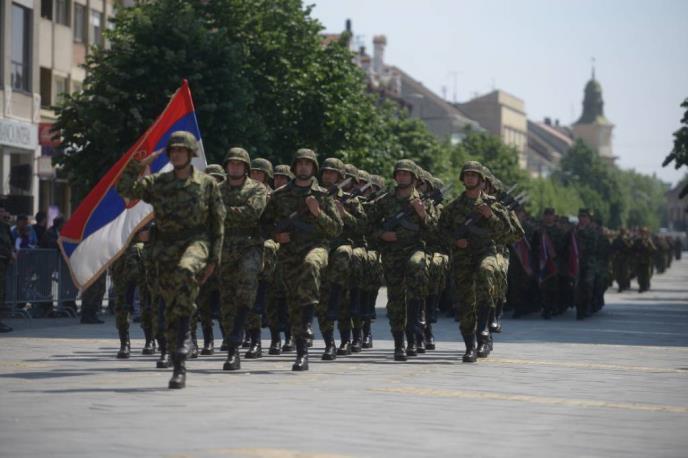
[663,98,688,197]
[452,131,527,186]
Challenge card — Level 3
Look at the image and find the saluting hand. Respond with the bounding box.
[135,149,164,168]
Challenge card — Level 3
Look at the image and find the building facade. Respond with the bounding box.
[457,90,528,168]
[572,71,615,163]
[1,0,115,219]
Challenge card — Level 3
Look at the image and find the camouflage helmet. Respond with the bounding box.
[274,164,294,180]
[429,177,444,191]
[204,164,226,180]
[357,169,371,183]
[416,167,432,184]
[251,157,274,179]
[223,147,251,173]
[393,159,418,178]
[459,160,484,181]
[372,175,385,190]
[344,163,360,182]
[291,148,319,174]
[321,157,346,178]
[166,131,198,157]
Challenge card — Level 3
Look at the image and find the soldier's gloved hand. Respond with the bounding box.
[305,196,321,217]
[200,263,215,285]
[381,231,398,242]
[410,198,427,220]
[477,203,493,219]
[456,239,469,249]
[275,232,291,244]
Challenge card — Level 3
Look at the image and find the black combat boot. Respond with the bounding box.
[156,336,170,368]
[405,330,418,357]
[282,330,294,352]
[116,328,130,359]
[393,331,407,361]
[305,323,314,348]
[490,301,504,333]
[190,329,199,359]
[321,330,337,361]
[351,327,363,353]
[337,328,352,355]
[200,324,214,355]
[168,316,191,389]
[241,330,251,348]
[416,331,426,354]
[362,319,373,349]
[245,328,263,359]
[424,323,436,350]
[142,325,156,355]
[462,333,477,363]
[292,337,309,371]
[223,343,241,371]
[268,327,282,355]
[477,333,492,358]
[476,305,492,358]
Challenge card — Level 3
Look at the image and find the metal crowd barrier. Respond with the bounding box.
[1,249,115,320]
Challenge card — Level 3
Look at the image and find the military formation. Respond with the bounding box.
[109,130,684,389]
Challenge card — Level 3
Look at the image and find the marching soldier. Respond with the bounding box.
[218,148,269,371]
[117,131,225,389]
[260,149,343,371]
[438,161,510,362]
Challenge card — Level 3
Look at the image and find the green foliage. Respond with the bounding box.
[663,98,688,197]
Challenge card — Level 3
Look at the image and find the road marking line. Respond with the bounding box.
[486,358,688,373]
[371,387,688,413]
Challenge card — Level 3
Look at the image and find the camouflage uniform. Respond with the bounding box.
[243,157,275,351]
[80,271,106,323]
[317,158,367,359]
[117,131,225,388]
[110,241,148,358]
[574,210,601,319]
[218,148,268,370]
[193,164,227,356]
[364,160,435,360]
[633,231,655,292]
[0,219,14,325]
[260,149,342,371]
[263,164,295,353]
[438,161,510,361]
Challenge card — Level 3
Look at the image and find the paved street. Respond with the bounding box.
[1,258,687,458]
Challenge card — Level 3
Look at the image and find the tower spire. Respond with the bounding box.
[591,56,596,80]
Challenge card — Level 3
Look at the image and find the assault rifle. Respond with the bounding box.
[274,178,352,235]
[381,184,452,232]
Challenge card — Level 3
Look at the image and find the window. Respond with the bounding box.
[40,68,52,108]
[55,0,70,26]
[11,3,31,92]
[41,0,53,20]
[54,75,68,106]
[73,3,85,42]
[90,10,102,46]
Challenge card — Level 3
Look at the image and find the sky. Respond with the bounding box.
[309,0,688,186]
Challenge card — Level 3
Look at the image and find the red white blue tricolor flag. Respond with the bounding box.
[59,80,206,289]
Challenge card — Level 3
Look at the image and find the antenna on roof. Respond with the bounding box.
[448,71,459,103]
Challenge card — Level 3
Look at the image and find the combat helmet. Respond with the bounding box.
[223,147,251,174]
[166,131,198,157]
[321,157,345,179]
[251,157,274,179]
[291,148,319,175]
[459,160,484,181]
[204,164,226,180]
[393,159,418,178]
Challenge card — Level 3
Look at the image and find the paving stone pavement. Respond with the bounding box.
[1,257,687,458]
